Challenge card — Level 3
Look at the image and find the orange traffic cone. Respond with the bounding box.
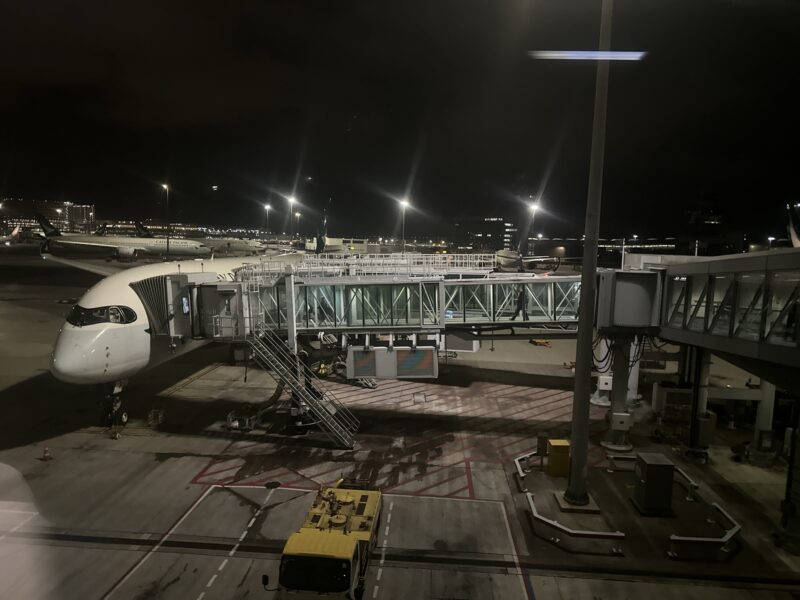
[41,447,52,462]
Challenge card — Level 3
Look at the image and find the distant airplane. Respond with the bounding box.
[495,248,562,273]
[35,213,211,259]
[1,225,20,246]
[134,220,265,255]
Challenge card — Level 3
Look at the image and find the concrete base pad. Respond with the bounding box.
[553,490,601,514]
[601,441,634,452]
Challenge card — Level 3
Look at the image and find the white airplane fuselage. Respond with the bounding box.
[51,234,211,257]
[50,255,294,386]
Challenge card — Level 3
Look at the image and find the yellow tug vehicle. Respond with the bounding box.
[268,480,383,599]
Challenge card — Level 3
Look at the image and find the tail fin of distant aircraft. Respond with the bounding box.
[315,198,332,255]
[788,204,800,249]
[134,221,154,238]
[93,223,108,236]
[34,213,61,237]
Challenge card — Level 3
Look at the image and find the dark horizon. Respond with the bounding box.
[1,1,798,242]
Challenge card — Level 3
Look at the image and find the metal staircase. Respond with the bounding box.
[248,323,359,448]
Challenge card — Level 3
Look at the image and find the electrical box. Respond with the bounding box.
[596,270,661,331]
[597,375,613,390]
[611,412,632,432]
[632,452,675,516]
[546,439,570,478]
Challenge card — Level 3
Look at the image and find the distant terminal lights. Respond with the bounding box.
[1,197,95,233]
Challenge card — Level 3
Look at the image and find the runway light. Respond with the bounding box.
[529,50,646,61]
[211,185,219,191]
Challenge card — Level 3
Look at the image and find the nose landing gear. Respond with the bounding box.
[101,380,129,436]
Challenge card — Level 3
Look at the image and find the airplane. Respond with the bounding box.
[1,225,20,246]
[135,220,265,255]
[35,213,211,259]
[46,251,302,420]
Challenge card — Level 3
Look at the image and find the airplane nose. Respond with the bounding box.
[50,326,91,384]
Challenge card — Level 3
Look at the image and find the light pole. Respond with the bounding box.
[263,204,271,234]
[161,184,170,257]
[565,0,613,507]
[295,212,301,239]
[400,198,409,253]
[529,202,539,254]
[768,236,776,249]
[288,196,296,238]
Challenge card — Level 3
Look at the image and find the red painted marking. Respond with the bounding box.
[464,459,475,499]
[200,463,245,478]
[407,471,466,495]
[444,485,470,498]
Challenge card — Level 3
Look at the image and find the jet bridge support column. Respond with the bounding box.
[755,381,776,450]
[285,267,297,355]
[602,337,633,452]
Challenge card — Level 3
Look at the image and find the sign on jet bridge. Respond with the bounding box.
[346,346,438,380]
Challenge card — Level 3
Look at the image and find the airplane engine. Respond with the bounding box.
[115,247,138,260]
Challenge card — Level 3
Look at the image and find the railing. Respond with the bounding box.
[668,503,741,560]
[525,492,625,555]
[296,253,497,277]
[248,323,359,448]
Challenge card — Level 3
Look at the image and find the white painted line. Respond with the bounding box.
[376,567,383,581]
[379,547,386,565]
[372,584,379,598]
[499,502,529,600]
[384,525,390,537]
[196,593,205,600]
[218,558,228,571]
[0,513,36,542]
[386,513,392,524]
[103,485,214,599]
[238,531,247,542]
[389,501,394,511]
[206,574,217,588]
[228,543,239,557]
[248,517,256,529]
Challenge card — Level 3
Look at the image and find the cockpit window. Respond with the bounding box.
[67,305,137,326]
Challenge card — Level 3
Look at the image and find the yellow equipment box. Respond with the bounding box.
[546,438,571,477]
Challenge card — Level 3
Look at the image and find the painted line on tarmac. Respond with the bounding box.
[102,485,213,599]
[499,501,534,600]
[372,497,395,599]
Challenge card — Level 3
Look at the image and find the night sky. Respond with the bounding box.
[1,0,798,239]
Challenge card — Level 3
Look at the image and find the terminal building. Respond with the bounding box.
[0,197,96,233]
[453,216,517,251]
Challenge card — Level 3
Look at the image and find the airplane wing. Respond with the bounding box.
[40,253,128,277]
